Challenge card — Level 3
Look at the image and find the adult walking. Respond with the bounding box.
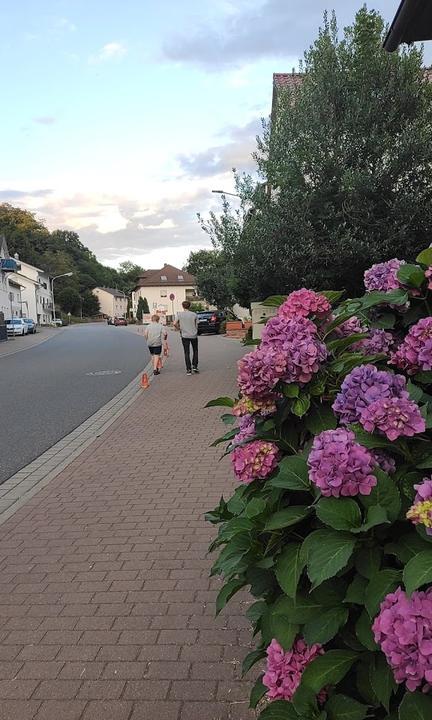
[144,314,168,376]
[174,300,199,375]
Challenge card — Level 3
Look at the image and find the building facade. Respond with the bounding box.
[93,287,128,319]
[9,260,53,324]
[0,235,21,320]
[131,264,197,322]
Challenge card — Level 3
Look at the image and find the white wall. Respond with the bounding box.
[93,288,127,318]
[0,272,9,319]
[132,285,196,318]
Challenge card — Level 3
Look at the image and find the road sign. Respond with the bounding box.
[169,293,175,301]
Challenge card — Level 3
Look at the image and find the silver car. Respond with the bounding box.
[6,318,29,336]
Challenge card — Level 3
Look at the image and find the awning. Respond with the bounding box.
[384,0,432,52]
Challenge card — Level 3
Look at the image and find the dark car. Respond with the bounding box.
[113,317,127,326]
[23,318,37,334]
[197,311,225,335]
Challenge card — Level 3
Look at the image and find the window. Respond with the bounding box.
[160,288,167,297]
[177,274,184,281]
[160,275,167,281]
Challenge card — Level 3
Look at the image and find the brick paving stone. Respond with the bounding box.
[129,702,181,720]
[35,700,87,720]
[0,336,255,718]
[82,701,133,720]
[0,701,42,720]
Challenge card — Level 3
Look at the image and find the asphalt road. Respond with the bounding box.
[0,324,150,483]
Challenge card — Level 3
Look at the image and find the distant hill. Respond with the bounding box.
[0,203,143,316]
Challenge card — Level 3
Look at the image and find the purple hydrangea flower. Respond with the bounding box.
[364,259,404,292]
[308,428,377,497]
[360,396,425,441]
[332,364,409,426]
[237,347,280,399]
[373,587,432,692]
[234,414,256,444]
[371,450,396,475]
[354,329,395,356]
[261,315,317,344]
[237,316,327,393]
[406,478,432,535]
[390,317,432,375]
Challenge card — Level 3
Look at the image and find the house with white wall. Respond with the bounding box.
[93,287,128,319]
[0,235,21,320]
[9,260,53,324]
[131,264,198,322]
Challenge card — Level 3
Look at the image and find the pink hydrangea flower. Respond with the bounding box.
[390,317,432,375]
[263,638,324,702]
[233,396,278,417]
[308,428,377,497]
[407,478,432,535]
[360,396,425,441]
[425,267,432,290]
[278,289,331,320]
[364,259,404,292]
[232,440,280,484]
[334,316,367,338]
[262,316,327,385]
[373,587,432,692]
[237,348,280,399]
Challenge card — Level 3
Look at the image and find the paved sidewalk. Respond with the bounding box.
[0,327,65,359]
[0,334,256,720]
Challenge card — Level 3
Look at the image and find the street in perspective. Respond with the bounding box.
[1,1,432,719]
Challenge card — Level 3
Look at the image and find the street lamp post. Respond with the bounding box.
[211,189,241,198]
[51,272,73,323]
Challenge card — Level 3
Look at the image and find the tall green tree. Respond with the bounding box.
[56,287,81,314]
[204,9,432,305]
[185,248,236,309]
[81,291,100,317]
[136,296,147,321]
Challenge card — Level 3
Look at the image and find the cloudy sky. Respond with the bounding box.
[1,0,405,268]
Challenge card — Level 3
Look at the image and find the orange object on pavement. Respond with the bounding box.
[140,372,150,389]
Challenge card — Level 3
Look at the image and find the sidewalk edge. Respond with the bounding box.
[0,361,153,528]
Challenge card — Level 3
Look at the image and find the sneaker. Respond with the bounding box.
[187,371,192,375]
[154,369,160,375]
[192,368,200,374]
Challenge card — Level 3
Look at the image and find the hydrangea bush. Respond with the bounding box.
[206,250,432,719]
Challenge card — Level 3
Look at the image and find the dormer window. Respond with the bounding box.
[177,274,184,281]
[160,275,167,281]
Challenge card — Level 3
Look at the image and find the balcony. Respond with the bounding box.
[0,258,20,273]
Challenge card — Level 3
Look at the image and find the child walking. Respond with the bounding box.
[144,315,168,376]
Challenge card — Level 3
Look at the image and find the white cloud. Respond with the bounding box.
[90,42,127,64]
[33,116,56,125]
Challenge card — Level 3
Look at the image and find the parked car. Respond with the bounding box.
[113,317,127,326]
[197,311,226,335]
[6,318,29,336]
[23,318,37,334]
[50,319,63,326]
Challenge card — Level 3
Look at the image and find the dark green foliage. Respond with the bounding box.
[199,10,432,306]
[206,260,432,717]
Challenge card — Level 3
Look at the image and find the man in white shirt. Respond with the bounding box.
[174,301,199,375]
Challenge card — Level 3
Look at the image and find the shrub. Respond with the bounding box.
[206,249,432,718]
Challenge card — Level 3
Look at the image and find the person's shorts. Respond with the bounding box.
[148,345,162,355]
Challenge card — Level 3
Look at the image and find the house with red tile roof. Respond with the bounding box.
[131,264,198,321]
